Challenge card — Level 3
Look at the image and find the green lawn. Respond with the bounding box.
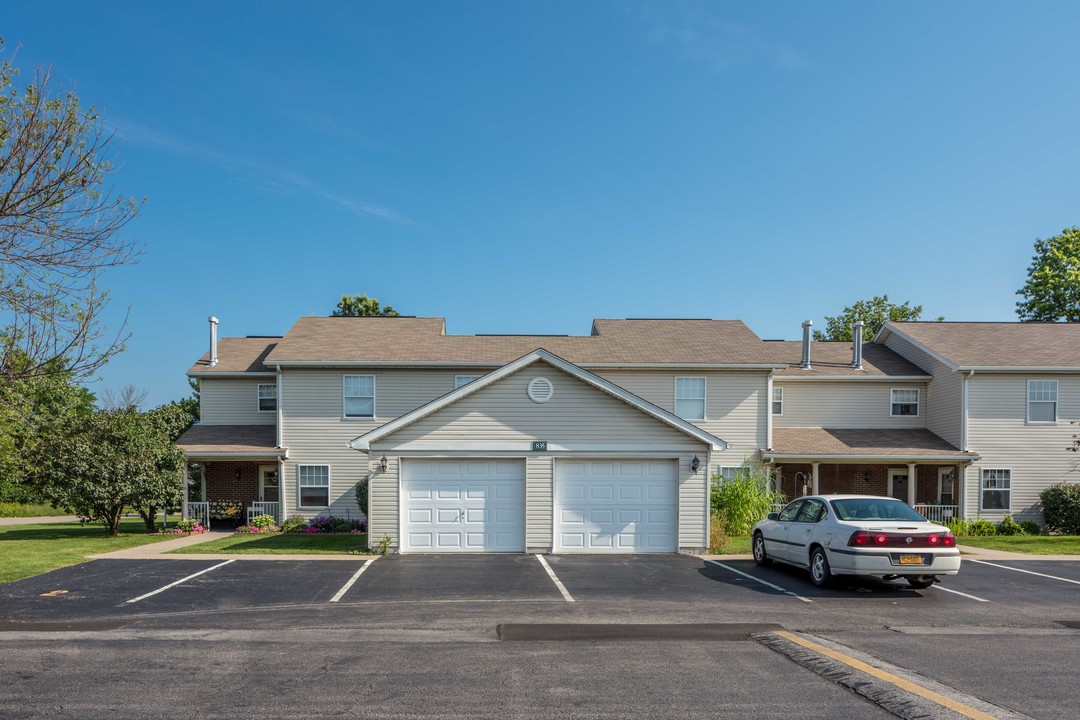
[0,518,183,584]
[709,535,752,555]
[0,502,72,518]
[957,535,1080,555]
[170,532,370,555]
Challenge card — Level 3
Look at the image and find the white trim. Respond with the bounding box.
[372,441,707,452]
[775,375,931,382]
[959,366,1080,373]
[276,367,284,448]
[188,371,277,378]
[180,450,288,459]
[763,452,978,463]
[674,376,707,421]
[961,370,972,451]
[265,359,787,370]
[771,384,783,417]
[938,467,956,505]
[890,387,920,418]
[979,467,1012,512]
[1026,378,1058,424]
[349,349,728,452]
[258,464,280,503]
[343,374,376,419]
[297,464,331,509]
[766,373,774,451]
[256,383,277,413]
[886,468,909,501]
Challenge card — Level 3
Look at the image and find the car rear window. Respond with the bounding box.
[829,498,927,522]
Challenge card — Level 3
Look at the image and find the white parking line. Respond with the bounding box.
[125,560,236,604]
[930,585,990,603]
[535,554,575,603]
[329,558,378,603]
[706,560,813,603]
[968,559,1080,586]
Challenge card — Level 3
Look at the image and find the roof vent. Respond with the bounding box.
[208,316,219,367]
[852,321,864,369]
[800,320,813,370]
[527,377,554,404]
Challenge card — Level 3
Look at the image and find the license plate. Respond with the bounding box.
[899,554,926,565]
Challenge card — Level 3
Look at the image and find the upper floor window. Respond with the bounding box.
[343,375,375,418]
[772,386,783,415]
[980,468,1011,511]
[1027,379,1058,423]
[675,377,706,420]
[890,388,919,417]
[257,383,277,412]
[454,374,482,389]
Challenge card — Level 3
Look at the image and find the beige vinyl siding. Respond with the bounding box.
[198,378,276,425]
[963,374,1078,521]
[280,368,468,519]
[385,365,706,449]
[592,369,767,461]
[883,335,962,446]
[526,455,552,550]
[773,381,927,429]
[676,452,708,549]
[366,453,398,545]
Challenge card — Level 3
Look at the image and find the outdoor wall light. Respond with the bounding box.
[690,456,700,473]
[863,471,871,484]
[379,455,388,472]
[234,468,241,481]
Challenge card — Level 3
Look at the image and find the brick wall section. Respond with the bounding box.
[774,463,960,504]
[205,461,260,503]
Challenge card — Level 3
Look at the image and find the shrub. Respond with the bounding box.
[309,514,336,533]
[945,517,997,536]
[235,524,278,534]
[280,515,308,533]
[175,518,206,533]
[249,514,276,529]
[1019,519,1042,536]
[996,514,1026,536]
[354,478,368,517]
[708,510,729,553]
[1040,483,1080,534]
[710,464,784,536]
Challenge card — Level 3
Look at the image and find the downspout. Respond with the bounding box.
[766,371,774,451]
[961,370,974,520]
[276,366,285,521]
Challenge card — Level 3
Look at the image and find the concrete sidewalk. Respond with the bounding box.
[0,515,81,526]
[90,530,373,561]
[956,544,1080,561]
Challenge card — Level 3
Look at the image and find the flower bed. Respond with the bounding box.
[236,514,367,535]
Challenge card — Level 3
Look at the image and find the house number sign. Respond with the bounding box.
[531,441,548,451]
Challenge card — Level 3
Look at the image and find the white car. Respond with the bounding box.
[750,494,961,589]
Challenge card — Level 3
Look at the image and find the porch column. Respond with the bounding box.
[182,463,190,520]
[811,462,820,495]
[907,462,917,506]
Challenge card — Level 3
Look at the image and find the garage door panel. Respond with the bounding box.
[401,460,524,553]
[555,459,677,553]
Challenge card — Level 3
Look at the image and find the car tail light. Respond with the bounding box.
[942,532,956,547]
[848,530,957,548]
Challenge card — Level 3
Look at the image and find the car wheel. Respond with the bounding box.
[752,533,771,566]
[809,547,833,588]
[906,576,935,589]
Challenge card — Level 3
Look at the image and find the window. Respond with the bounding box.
[778,499,804,522]
[298,465,330,508]
[343,375,375,418]
[890,388,920,417]
[1027,379,1058,423]
[715,466,739,483]
[455,374,481,389]
[939,470,955,505]
[257,383,277,412]
[675,377,706,420]
[796,499,827,523]
[772,386,783,415]
[981,468,1011,511]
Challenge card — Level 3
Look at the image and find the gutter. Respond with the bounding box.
[763,452,980,463]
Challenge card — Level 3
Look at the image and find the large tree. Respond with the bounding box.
[40,409,185,535]
[332,293,399,317]
[1015,227,1080,322]
[0,40,142,383]
[814,295,940,342]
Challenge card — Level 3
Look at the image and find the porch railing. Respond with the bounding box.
[186,501,209,528]
[248,502,280,523]
[913,504,959,524]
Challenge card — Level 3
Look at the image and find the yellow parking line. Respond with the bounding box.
[773,630,998,720]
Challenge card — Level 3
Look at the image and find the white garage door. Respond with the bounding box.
[401,459,525,553]
[555,459,677,553]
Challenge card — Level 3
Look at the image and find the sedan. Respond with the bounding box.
[750,494,961,589]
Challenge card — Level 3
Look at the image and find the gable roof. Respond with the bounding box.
[348,348,728,451]
[188,338,279,376]
[877,321,1080,371]
[260,316,784,368]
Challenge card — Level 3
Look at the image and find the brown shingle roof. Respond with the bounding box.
[176,425,281,456]
[260,317,784,366]
[885,322,1080,369]
[770,428,975,458]
[188,338,279,375]
[770,341,928,377]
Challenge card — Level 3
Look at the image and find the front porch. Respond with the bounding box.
[764,427,980,521]
[175,424,288,529]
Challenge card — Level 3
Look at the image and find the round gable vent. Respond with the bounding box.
[527,377,554,404]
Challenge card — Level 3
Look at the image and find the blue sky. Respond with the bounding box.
[7,1,1080,406]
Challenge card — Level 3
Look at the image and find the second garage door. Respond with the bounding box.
[554,459,677,553]
[401,459,525,553]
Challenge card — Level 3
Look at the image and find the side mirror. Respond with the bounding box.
[767,512,779,521]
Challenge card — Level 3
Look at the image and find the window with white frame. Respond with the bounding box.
[675,377,706,420]
[343,375,375,418]
[715,466,740,484]
[1027,379,1058,423]
[938,469,955,505]
[454,374,482,389]
[980,468,1011,511]
[257,383,277,412]
[890,388,920,417]
[772,386,783,415]
[298,465,330,507]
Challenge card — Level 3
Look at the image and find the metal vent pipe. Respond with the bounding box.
[209,316,219,367]
[852,321,864,369]
[801,320,812,369]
